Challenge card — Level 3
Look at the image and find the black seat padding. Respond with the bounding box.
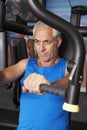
[59,35,73,61]
[9,37,28,106]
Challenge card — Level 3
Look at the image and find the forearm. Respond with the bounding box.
[51,73,69,88]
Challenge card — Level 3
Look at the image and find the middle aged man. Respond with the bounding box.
[0,21,70,130]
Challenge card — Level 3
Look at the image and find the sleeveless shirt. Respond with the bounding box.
[17,58,69,130]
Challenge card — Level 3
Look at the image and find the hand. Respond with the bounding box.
[22,73,51,94]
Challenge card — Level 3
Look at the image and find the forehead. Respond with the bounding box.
[34,26,53,40]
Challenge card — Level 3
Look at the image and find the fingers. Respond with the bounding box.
[22,85,42,95]
[22,86,28,93]
[22,73,51,94]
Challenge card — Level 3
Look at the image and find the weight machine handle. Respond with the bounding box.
[40,84,66,98]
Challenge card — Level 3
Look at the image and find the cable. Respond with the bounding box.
[68,0,72,8]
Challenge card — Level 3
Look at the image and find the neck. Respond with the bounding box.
[37,56,60,67]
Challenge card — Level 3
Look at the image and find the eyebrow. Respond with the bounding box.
[34,39,52,42]
[34,39,39,41]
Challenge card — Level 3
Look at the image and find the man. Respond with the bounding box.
[0,21,70,130]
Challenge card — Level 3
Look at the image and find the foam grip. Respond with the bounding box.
[62,84,80,112]
[40,84,66,98]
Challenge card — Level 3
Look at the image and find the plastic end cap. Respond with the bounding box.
[62,102,79,113]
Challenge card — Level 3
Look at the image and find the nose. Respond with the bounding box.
[40,42,45,51]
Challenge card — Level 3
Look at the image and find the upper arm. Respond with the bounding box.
[0,58,28,85]
[51,61,70,88]
[16,58,28,77]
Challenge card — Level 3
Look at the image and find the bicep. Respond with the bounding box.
[0,58,28,85]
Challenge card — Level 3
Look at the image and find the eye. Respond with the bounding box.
[34,40,40,45]
[44,40,51,45]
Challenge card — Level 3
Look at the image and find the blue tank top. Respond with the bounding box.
[17,58,69,130]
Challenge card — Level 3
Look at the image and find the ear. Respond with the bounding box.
[57,36,62,48]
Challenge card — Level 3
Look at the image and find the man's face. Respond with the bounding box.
[34,27,61,63]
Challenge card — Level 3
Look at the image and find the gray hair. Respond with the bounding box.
[33,21,61,38]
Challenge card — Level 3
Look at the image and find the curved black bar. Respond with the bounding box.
[40,84,66,98]
[4,21,33,35]
[0,0,33,35]
[26,0,85,111]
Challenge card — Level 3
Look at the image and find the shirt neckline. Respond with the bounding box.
[35,58,63,68]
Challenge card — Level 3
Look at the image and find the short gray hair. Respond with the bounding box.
[33,21,61,38]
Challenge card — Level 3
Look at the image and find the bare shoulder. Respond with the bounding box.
[16,58,29,72]
[17,58,29,66]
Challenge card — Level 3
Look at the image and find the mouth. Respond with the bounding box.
[39,52,48,57]
[40,54,49,62]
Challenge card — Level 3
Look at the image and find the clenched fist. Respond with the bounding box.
[22,73,50,94]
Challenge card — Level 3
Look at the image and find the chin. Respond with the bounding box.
[41,58,50,62]
[39,56,50,62]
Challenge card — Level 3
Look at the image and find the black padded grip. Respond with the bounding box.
[40,84,66,98]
